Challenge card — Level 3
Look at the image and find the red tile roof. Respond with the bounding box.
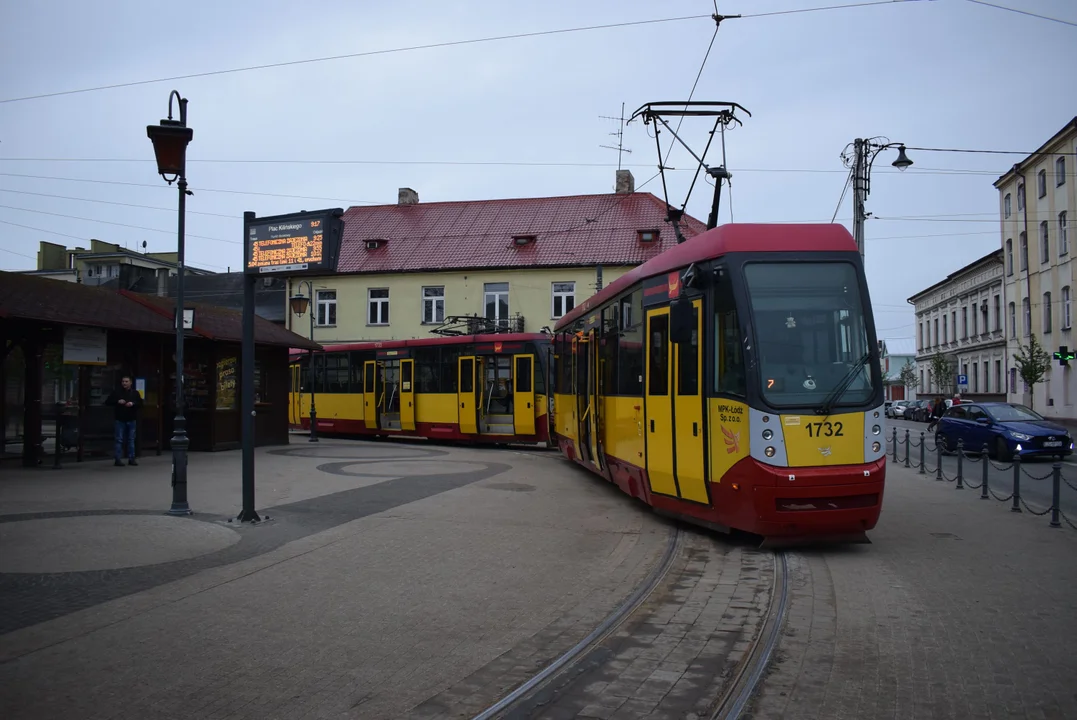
[336,192,707,274]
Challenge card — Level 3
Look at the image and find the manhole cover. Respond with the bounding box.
[482,482,536,492]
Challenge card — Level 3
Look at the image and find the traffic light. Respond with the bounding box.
[1054,345,1076,366]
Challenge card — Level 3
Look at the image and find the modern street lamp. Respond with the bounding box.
[147,90,194,515]
[289,281,319,442]
[841,137,913,259]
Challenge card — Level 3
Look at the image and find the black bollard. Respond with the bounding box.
[981,444,989,499]
[1011,455,1022,513]
[1050,463,1062,528]
[956,438,964,489]
[919,432,926,475]
[892,426,898,461]
[936,435,943,481]
[904,428,911,468]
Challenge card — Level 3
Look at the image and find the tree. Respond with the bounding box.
[928,351,955,395]
[899,359,919,394]
[1012,334,1051,409]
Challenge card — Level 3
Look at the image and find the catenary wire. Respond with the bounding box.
[963,0,1077,27]
[0,1,915,104]
[0,188,238,219]
[0,204,239,244]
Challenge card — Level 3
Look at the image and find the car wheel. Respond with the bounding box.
[995,437,1012,462]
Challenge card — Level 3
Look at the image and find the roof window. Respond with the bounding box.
[638,229,659,243]
[512,235,536,246]
[365,239,386,250]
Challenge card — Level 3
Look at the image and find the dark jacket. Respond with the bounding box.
[105,387,142,422]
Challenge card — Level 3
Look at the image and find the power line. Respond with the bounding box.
[905,145,1077,157]
[0,1,920,105]
[0,188,237,219]
[0,245,37,261]
[964,0,1077,27]
[0,14,712,104]
[0,172,376,205]
[0,204,239,244]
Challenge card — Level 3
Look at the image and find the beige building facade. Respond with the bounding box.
[908,249,1007,402]
[997,117,1077,418]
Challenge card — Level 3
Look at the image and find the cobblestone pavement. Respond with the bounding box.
[411,532,774,719]
[748,458,1077,720]
[0,439,704,719]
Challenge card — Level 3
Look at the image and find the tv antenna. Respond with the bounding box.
[628,101,750,241]
[599,102,632,171]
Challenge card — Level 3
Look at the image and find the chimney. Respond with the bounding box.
[615,169,635,194]
[398,187,419,205]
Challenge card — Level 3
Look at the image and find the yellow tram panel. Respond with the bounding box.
[780,412,865,467]
[708,398,750,484]
[414,393,459,426]
[600,396,646,466]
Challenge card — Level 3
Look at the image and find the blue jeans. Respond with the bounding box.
[114,420,136,460]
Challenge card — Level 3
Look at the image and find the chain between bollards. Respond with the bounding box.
[956,439,964,489]
[981,443,989,499]
[1012,455,1022,512]
[1050,463,1062,528]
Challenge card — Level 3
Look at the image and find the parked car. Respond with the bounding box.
[887,400,912,419]
[934,401,1074,461]
[907,399,933,422]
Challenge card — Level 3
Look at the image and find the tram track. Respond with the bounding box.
[468,527,791,720]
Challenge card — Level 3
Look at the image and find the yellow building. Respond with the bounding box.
[283,170,707,343]
[996,116,1077,419]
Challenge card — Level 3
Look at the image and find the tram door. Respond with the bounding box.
[458,356,478,434]
[644,302,708,503]
[587,329,602,469]
[363,360,379,429]
[573,335,594,464]
[400,359,416,432]
[513,354,536,435]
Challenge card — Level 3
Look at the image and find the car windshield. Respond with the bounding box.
[986,404,1044,422]
[742,261,875,409]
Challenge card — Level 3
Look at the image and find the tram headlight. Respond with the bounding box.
[762,429,773,440]
[872,441,881,453]
[872,425,881,435]
[764,446,776,457]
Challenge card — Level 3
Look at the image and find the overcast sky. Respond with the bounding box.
[1,0,1075,342]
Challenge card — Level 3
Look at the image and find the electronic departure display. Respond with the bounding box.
[244,208,345,276]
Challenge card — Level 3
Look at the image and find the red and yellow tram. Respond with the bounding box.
[551,223,887,545]
[288,333,553,445]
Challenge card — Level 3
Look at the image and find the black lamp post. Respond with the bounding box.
[147,90,194,515]
[841,137,913,259]
[289,281,318,442]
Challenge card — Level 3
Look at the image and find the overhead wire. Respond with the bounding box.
[963,0,1077,27]
[0,204,239,244]
[0,1,918,105]
[0,188,238,219]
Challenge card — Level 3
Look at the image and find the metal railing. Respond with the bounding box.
[888,427,1076,530]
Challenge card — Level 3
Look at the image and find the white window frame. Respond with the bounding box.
[484,282,509,328]
[1004,193,1011,218]
[1061,211,1069,256]
[1040,221,1050,263]
[315,289,337,327]
[1037,169,1047,198]
[421,286,445,324]
[1057,156,1067,187]
[1064,286,1072,330]
[551,281,576,319]
[367,288,390,326]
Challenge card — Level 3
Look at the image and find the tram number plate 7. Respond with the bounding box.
[807,421,843,437]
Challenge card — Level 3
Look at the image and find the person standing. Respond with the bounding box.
[106,375,142,466]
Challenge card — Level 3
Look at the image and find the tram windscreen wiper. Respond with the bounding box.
[815,351,871,416]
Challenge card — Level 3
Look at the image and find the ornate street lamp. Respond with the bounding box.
[147,90,194,515]
[290,282,319,442]
[841,137,914,259]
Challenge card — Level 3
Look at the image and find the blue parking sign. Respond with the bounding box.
[957,374,968,385]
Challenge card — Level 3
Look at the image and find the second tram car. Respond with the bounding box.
[551,223,886,544]
[289,333,553,445]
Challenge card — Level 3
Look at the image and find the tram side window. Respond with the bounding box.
[677,304,699,395]
[324,353,349,393]
[529,343,548,395]
[648,315,670,395]
[714,281,746,396]
[413,348,441,393]
[558,335,574,393]
[441,347,459,393]
[460,357,474,393]
[617,319,644,395]
[350,351,372,391]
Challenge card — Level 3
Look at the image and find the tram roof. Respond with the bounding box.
[554,223,858,330]
[289,331,549,357]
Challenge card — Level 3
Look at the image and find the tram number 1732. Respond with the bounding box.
[805,421,844,437]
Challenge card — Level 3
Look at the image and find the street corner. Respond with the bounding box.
[0,512,240,574]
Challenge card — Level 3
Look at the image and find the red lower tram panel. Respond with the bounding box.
[559,438,884,544]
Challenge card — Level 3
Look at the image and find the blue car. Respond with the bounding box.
[934,401,1074,461]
